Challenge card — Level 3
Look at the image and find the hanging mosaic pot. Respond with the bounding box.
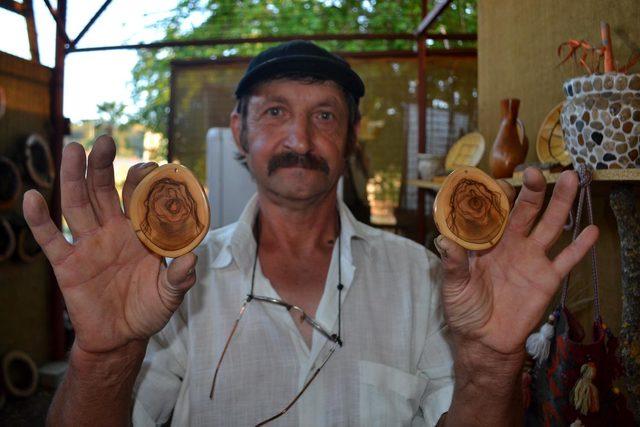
[560,72,640,170]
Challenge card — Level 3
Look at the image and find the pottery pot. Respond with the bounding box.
[560,72,640,169]
[490,99,528,179]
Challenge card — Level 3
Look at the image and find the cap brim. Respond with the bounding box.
[235,55,365,99]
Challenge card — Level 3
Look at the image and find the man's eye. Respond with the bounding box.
[318,111,334,121]
[266,107,282,116]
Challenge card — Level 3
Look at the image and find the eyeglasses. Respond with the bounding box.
[209,224,344,426]
[209,293,343,426]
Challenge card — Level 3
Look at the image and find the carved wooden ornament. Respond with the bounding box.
[130,164,210,258]
[433,166,510,251]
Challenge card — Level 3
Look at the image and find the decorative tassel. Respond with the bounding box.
[521,371,532,409]
[570,362,599,415]
[526,313,556,363]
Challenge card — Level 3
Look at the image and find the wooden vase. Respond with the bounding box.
[490,99,528,178]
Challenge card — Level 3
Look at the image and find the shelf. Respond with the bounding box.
[407,168,640,191]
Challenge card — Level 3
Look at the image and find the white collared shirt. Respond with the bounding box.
[132,195,453,426]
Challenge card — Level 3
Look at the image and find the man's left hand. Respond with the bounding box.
[435,167,598,358]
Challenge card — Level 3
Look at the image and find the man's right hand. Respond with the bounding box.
[23,135,198,356]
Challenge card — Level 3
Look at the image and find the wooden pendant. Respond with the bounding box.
[25,134,55,189]
[0,218,16,262]
[0,156,22,211]
[433,167,510,250]
[130,164,210,258]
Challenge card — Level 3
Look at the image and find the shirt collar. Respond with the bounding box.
[209,193,377,271]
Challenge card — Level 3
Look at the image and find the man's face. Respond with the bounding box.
[232,79,353,205]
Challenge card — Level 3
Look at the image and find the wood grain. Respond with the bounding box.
[130,164,210,258]
[433,166,510,250]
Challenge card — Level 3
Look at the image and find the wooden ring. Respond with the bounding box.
[0,218,16,262]
[16,226,41,263]
[433,167,510,250]
[1,350,38,398]
[130,164,210,258]
[0,156,22,210]
[25,134,55,189]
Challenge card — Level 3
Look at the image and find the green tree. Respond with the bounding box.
[130,0,477,137]
[95,101,128,136]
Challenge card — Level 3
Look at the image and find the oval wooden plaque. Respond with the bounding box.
[433,167,510,251]
[130,164,210,258]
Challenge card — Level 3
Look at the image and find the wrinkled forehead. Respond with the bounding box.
[247,78,349,111]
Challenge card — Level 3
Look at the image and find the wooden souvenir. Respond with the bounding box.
[15,226,41,262]
[130,163,210,258]
[445,132,486,172]
[536,102,571,166]
[25,134,55,189]
[433,167,510,250]
[1,350,38,398]
[0,156,22,210]
[490,99,529,179]
[0,218,16,262]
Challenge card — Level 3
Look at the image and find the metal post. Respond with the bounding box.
[50,0,67,360]
[416,1,428,244]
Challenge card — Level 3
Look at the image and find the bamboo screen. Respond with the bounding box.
[170,53,477,225]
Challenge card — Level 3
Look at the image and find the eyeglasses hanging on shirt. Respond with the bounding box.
[209,215,344,426]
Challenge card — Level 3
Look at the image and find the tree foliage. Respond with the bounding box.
[130,0,477,137]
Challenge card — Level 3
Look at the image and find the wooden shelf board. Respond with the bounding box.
[408,168,640,190]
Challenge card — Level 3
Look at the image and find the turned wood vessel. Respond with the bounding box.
[130,164,210,258]
[433,167,510,250]
[490,99,528,179]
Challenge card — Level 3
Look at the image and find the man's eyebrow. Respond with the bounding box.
[314,96,343,109]
[258,95,290,105]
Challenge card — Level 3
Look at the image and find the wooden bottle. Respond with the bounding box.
[490,99,528,179]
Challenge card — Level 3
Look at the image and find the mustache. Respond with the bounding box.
[267,151,330,176]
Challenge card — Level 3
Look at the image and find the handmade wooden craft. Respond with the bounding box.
[433,166,510,250]
[130,164,210,258]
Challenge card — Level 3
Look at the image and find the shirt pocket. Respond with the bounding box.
[358,360,427,427]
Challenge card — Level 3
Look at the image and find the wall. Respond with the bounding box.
[0,52,53,364]
[477,0,640,334]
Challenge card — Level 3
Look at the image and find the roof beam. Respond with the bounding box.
[415,0,453,37]
[42,0,72,46]
[68,32,475,53]
[72,0,113,48]
[0,0,25,15]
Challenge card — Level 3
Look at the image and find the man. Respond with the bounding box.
[24,41,597,426]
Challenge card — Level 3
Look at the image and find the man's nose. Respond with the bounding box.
[283,115,313,153]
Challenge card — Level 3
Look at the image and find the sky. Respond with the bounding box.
[0,0,188,121]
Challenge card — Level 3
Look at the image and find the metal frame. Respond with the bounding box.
[4,0,470,358]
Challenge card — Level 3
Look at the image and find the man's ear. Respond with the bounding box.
[230,111,247,155]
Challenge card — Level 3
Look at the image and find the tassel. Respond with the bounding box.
[570,362,599,415]
[526,313,556,363]
[521,371,532,409]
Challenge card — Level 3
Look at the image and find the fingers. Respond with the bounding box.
[157,253,198,310]
[506,168,547,236]
[166,253,198,290]
[552,224,599,278]
[122,162,158,217]
[496,179,516,208]
[434,235,470,287]
[61,143,100,237]
[23,190,74,266]
[86,135,122,223]
[529,171,579,249]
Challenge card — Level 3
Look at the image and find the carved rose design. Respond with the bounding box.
[446,179,505,244]
[141,178,202,251]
